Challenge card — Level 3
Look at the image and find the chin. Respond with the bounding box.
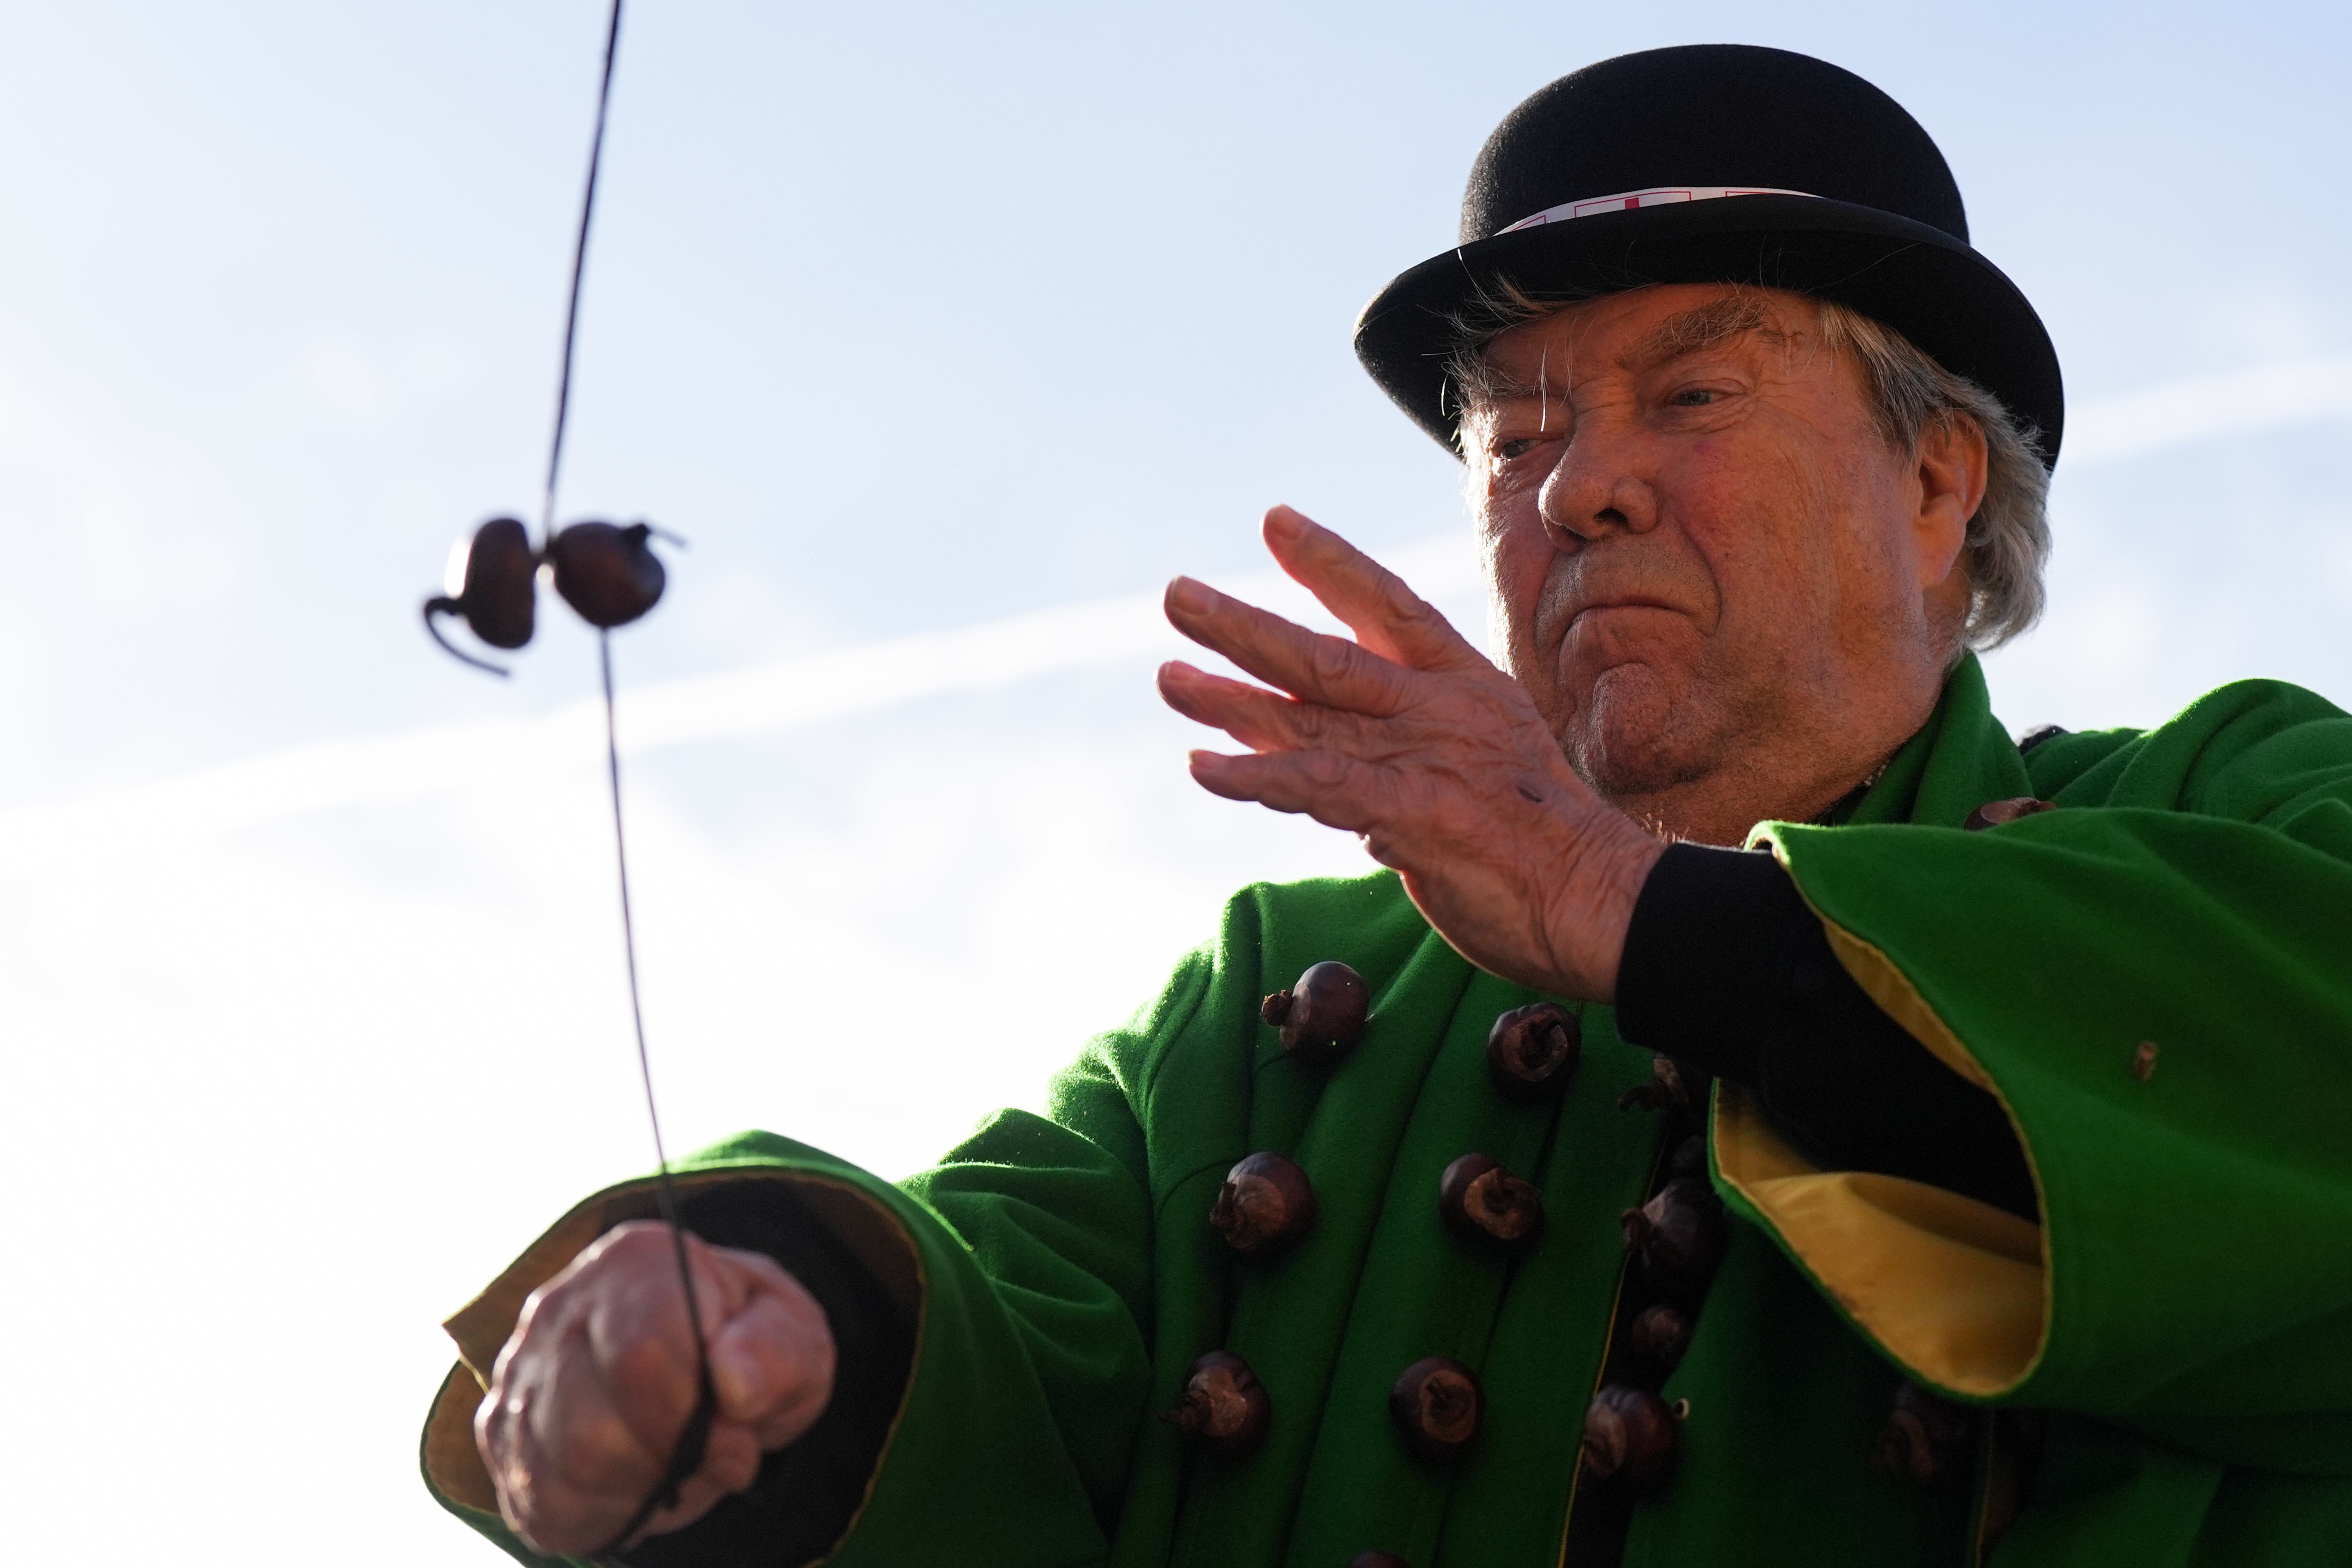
[1561,663,1713,798]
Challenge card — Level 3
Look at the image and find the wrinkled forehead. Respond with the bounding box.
[1477,283,1815,400]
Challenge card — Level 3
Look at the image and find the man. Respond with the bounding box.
[421,45,2352,1567]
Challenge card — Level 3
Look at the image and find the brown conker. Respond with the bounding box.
[1208,1152,1318,1259]
[1388,1356,1483,1463]
[1159,1349,1271,1459]
[1617,1054,1710,1117]
[1261,960,1369,1066]
[1437,1152,1544,1250]
[1347,1555,1411,1568]
[454,516,538,649]
[1962,796,2057,832]
[1873,1381,1976,1488]
[1624,1303,1693,1374]
[1619,1176,1728,1303]
[1485,1002,1581,1101]
[548,519,668,630]
[1581,1383,1682,1488]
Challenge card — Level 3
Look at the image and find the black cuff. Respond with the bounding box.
[1618,843,2039,1222]
[1617,842,1817,1084]
[618,1181,917,1568]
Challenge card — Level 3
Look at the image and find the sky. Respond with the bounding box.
[2,1,2349,1560]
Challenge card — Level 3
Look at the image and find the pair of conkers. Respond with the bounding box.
[424,515,672,673]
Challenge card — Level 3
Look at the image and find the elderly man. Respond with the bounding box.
[421,44,2352,1568]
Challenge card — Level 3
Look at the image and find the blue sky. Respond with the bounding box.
[1,2,2348,1559]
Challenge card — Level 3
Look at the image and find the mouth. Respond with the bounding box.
[1568,597,1681,627]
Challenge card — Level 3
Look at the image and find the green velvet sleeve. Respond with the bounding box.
[1728,677,2352,1475]
[421,929,1239,1568]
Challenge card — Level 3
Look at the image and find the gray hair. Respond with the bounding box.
[1444,281,2051,650]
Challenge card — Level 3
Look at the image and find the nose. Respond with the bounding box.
[1537,433,1659,548]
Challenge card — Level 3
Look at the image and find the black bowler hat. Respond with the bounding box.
[1354,45,2063,467]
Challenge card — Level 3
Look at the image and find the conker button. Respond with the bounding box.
[1624,1303,1693,1374]
[1617,1053,1710,1116]
[1485,1002,1581,1100]
[1389,1356,1483,1463]
[1437,1152,1544,1251]
[1159,1350,1271,1459]
[1581,1384,1682,1488]
[1873,1381,1975,1488]
[1962,796,2056,831]
[1261,960,1369,1067]
[1620,1176,1728,1303]
[1208,1152,1318,1259]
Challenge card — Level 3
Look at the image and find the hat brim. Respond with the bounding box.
[1353,194,2063,467]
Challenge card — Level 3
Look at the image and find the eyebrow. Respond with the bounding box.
[1468,293,1789,409]
[1621,294,1785,373]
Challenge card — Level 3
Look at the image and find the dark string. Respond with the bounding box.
[542,0,624,547]
[595,632,718,1561]
[537,0,720,1555]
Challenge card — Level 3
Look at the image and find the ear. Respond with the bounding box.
[1913,412,1987,593]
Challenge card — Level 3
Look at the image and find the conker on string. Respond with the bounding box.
[1158,1350,1270,1459]
[423,517,537,671]
[1485,1002,1581,1101]
[1962,796,2057,832]
[1581,1384,1682,1488]
[1437,1153,1543,1251]
[1618,1054,1710,1116]
[1624,1303,1693,1374]
[1261,960,1368,1067]
[1347,1554,1411,1568]
[549,519,668,630]
[1873,1382,1976,1488]
[1388,1356,1483,1463]
[1208,1152,1318,1259]
[1620,1177,1728,1303]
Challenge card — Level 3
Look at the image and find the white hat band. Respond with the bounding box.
[1497,185,1816,233]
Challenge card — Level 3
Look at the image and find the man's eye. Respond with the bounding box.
[1670,388,1719,407]
[1497,437,1543,460]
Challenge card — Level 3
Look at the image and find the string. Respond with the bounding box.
[542,0,624,546]
[538,0,720,1553]
[595,631,717,1561]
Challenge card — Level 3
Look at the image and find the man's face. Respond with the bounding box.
[1466,283,1974,813]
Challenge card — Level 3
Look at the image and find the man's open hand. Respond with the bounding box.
[474,1221,837,1556]
[1158,506,1663,1001]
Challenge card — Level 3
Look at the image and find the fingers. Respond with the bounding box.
[709,1258,837,1449]
[1157,660,1365,756]
[1187,747,1392,837]
[1260,505,1486,674]
[1163,574,1416,716]
[475,1223,837,1556]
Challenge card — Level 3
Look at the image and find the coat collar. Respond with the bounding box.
[1836,652,2032,829]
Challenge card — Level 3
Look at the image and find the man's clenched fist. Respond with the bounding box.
[475,1221,838,1555]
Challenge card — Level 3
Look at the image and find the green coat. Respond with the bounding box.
[423,654,2352,1566]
